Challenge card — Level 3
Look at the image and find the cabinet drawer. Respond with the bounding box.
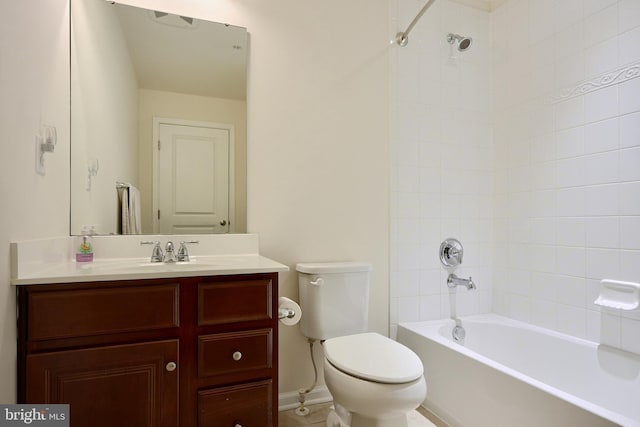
[198,380,272,427]
[198,329,272,377]
[198,279,272,325]
[28,284,179,341]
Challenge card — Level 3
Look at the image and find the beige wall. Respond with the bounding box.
[0,0,390,399]
[243,1,390,392]
[0,0,70,402]
[137,89,247,234]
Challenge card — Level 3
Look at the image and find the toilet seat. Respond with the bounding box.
[324,332,423,384]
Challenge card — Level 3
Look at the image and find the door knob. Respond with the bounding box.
[220,219,227,226]
[165,362,177,372]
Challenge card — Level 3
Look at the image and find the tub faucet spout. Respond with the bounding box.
[447,273,476,290]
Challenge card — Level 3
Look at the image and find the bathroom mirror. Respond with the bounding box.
[70,0,247,235]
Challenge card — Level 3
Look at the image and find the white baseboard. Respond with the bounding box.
[278,385,332,411]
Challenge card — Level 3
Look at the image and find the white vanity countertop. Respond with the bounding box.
[10,234,289,285]
[11,255,289,285]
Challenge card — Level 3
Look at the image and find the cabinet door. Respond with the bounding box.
[26,340,178,427]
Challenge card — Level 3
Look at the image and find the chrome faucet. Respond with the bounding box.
[177,242,189,262]
[447,273,476,290]
[163,241,177,263]
[142,240,198,263]
[141,241,164,263]
[176,241,198,262]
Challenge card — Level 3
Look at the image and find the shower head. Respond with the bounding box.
[447,33,472,52]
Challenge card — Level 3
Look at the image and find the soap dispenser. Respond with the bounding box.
[76,226,94,263]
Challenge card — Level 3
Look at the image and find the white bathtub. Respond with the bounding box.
[397,314,640,427]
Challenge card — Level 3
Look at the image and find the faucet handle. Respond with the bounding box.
[177,240,199,262]
[141,241,163,263]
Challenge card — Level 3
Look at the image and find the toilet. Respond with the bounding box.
[296,262,427,427]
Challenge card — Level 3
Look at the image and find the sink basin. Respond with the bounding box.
[76,256,237,274]
[65,254,273,281]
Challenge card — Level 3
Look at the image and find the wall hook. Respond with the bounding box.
[86,158,99,191]
[35,125,57,176]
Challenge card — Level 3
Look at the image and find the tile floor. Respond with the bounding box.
[278,402,440,427]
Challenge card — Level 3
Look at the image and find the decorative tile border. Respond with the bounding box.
[549,60,640,104]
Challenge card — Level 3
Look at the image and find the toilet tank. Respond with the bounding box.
[296,262,372,340]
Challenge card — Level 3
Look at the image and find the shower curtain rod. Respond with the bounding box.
[395,0,437,47]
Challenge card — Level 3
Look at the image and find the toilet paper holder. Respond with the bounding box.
[277,296,302,326]
[278,308,296,319]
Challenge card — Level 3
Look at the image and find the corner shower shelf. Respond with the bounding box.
[594,279,640,311]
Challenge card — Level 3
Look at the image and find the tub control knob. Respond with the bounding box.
[165,362,177,372]
[232,351,242,361]
[440,238,463,268]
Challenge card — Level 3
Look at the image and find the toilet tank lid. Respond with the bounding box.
[296,262,372,274]
[324,332,424,384]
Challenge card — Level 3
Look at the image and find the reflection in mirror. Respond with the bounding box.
[70,0,247,235]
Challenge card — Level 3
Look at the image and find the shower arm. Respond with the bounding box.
[395,0,437,47]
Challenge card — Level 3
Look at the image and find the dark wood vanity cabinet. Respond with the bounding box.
[17,273,279,427]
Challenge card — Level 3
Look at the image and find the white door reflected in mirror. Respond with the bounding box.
[156,120,232,234]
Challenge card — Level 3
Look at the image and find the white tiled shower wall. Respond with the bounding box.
[390,0,494,336]
[391,0,640,354]
[492,0,640,353]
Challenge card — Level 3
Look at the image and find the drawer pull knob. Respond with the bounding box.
[166,362,177,372]
[235,424,243,427]
[232,351,242,361]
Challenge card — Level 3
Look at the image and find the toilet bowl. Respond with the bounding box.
[296,262,427,426]
[323,332,427,427]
